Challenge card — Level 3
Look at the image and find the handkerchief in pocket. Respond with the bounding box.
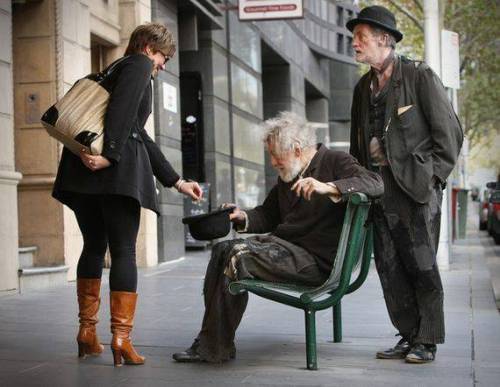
[397,105,414,115]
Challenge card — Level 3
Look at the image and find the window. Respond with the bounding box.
[231,63,261,117]
[336,6,344,26]
[347,37,353,56]
[337,33,344,54]
[90,34,113,73]
[229,12,261,72]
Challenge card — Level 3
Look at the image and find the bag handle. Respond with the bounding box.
[96,55,130,82]
[91,55,130,84]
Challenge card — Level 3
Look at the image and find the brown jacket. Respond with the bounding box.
[245,144,383,273]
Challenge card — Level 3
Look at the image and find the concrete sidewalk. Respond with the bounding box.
[1,203,499,386]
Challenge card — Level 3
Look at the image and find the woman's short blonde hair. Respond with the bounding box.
[125,23,176,57]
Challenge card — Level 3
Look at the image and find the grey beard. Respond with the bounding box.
[279,158,303,183]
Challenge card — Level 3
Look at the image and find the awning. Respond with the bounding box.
[180,0,224,30]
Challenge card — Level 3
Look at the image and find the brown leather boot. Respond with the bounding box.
[110,291,145,366]
[77,278,104,357]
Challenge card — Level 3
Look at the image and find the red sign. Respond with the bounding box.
[239,0,303,21]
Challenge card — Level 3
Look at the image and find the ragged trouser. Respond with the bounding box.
[195,235,328,362]
[372,167,445,345]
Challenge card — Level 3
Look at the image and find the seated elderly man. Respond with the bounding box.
[173,111,383,363]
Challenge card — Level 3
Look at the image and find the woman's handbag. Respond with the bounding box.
[40,57,128,155]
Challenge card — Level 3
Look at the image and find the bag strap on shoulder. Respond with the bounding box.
[101,55,130,79]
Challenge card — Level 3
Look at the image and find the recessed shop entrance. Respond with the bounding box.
[180,72,205,183]
[261,41,291,194]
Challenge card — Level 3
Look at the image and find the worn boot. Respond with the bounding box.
[172,339,202,363]
[77,278,104,357]
[110,291,145,366]
[376,338,411,359]
[172,338,236,363]
[405,343,436,363]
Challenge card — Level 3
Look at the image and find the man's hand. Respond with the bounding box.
[221,203,245,225]
[79,149,111,171]
[432,175,444,189]
[291,177,341,201]
[179,181,203,201]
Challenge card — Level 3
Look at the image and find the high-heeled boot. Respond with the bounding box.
[77,278,104,357]
[110,291,145,366]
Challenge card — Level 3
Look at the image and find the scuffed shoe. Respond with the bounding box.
[172,346,202,363]
[405,343,436,364]
[376,338,411,359]
[173,338,203,363]
[173,339,236,363]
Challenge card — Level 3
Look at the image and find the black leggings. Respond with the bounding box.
[72,194,141,292]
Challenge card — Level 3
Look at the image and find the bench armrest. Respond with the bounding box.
[299,193,371,304]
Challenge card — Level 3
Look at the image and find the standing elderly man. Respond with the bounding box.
[173,111,383,363]
[346,6,463,363]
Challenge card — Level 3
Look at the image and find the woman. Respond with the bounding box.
[52,23,202,367]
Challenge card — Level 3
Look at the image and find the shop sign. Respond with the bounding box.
[162,82,178,113]
[441,30,460,90]
[239,0,304,21]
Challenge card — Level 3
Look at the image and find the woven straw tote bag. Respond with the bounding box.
[41,57,128,155]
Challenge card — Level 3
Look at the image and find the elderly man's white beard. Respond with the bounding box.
[278,157,304,183]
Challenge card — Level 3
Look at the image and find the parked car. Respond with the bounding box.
[479,189,490,230]
[486,182,500,244]
[487,191,500,244]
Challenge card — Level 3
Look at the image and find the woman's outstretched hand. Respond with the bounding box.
[179,181,203,201]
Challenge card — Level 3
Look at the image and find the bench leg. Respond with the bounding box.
[333,301,342,343]
[305,309,317,370]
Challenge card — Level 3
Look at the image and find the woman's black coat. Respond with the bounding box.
[53,54,180,214]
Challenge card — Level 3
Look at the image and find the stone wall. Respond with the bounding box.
[13,0,64,270]
[11,0,157,286]
[0,2,22,293]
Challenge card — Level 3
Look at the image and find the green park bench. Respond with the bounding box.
[228,192,373,370]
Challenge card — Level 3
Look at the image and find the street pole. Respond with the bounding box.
[424,0,450,270]
[424,0,441,74]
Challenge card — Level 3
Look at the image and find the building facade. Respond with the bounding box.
[0,0,358,294]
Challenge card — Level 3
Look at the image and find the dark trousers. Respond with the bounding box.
[72,194,141,292]
[195,236,327,362]
[373,167,445,345]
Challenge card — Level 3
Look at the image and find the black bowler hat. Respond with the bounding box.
[182,207,235,240]
[346,5,403,42]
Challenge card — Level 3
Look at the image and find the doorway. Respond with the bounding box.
[180,72,204,182]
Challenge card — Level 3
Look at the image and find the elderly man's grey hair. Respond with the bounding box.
[371,26,397,50]
[262,111,317,154]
